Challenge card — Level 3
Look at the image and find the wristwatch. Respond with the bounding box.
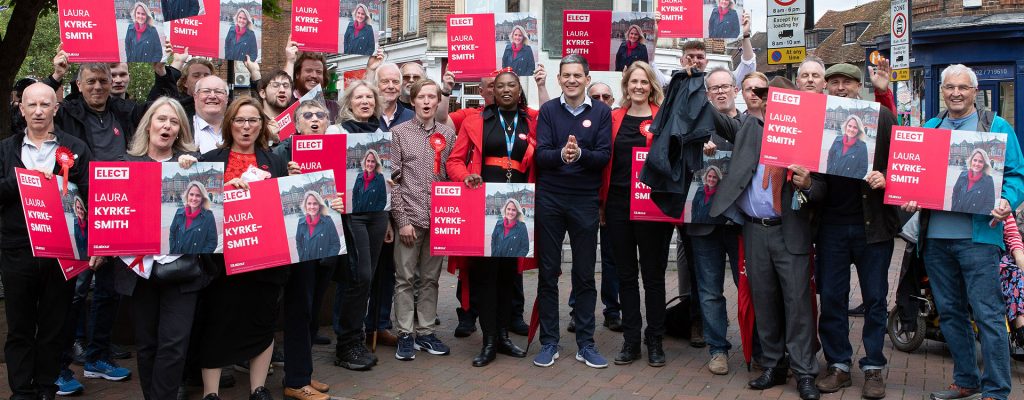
[441,90,452,97]
[743,33,751,39]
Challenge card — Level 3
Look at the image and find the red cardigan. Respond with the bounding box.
[599,103,659,210]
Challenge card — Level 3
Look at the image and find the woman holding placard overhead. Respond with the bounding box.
[614,25,649,72]
[825,114,870,179]
[599,61,673,367]
[224,7,258,61]
[501,25,536,76]
[952,148,997,213]
[447,68,534,367]
[124,2,164,62]
[343,4,376,56]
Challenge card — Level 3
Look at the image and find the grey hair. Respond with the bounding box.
[77,63,112,80]
[587,82,611,93]
[293,99,328,127]
[704,66,733,87]
[376,63,401,80]
[940,64,978,88]
[560,54,590,76]
[797,56,826,76]
[193,75,227,95]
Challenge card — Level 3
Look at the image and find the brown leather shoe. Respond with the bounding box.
[815,366,851,393]
[283,386,329,400]
[309,379,329,393]
[862,369,886,399]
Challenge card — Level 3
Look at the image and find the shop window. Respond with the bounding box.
[405,0,418,34]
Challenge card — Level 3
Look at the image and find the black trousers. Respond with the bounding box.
[283,260,320,388]
[336,212,388,347]
[467,258,520,336]
[456,268,525,322]
[131,274,199,400]
[1,246,76,399]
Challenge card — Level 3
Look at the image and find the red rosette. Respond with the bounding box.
[639,120,654,141]
[55,146,75,196]
[430,133,446,175]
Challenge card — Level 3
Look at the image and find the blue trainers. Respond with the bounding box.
[55,367,84,396]
[414,333,451,355]
[84,359,131,381]
[395,333,416,360]
[576,344,608,368]
[533,343,560,367]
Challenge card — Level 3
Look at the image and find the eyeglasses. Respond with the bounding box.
[402,74,422,82]
[941,84,975,93]
[231,117,263,126]
[590,94,613,100]
[267,82,291,90]
[707,84,734,93]
[197,88,228,97]
[301,111,327,120]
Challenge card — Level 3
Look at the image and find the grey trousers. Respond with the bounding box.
[393,226,444,336]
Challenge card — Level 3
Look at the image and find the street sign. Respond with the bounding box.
[767,0,805,17]
[891,0,909,46]
[768,47,806,65]
[767,14,805,48]
[890,45,909,70]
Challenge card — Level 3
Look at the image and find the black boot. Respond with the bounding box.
[472,336,497,367]
[646,335,666,367]
[455,308,477,338]
[496,329,527,358]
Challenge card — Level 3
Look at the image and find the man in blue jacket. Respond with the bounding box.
[533,54,612,369]
[902,64,1021,400]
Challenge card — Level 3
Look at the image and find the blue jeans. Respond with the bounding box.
[816,224,892,370]
[79,262,119,362]
[925,239,1011,400]
[568,226,621,319]
[690,225,741,355]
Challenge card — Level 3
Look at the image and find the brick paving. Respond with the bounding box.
[2,241,1024,399]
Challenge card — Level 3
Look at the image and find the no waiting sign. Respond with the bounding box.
[891,0,909,46]
[768,0,805,16]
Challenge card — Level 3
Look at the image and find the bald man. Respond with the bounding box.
[0,83,96,399]
[192,75,229,153]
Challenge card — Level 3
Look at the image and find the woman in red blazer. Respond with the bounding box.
[598,61,674,367]
[446,69,536,367]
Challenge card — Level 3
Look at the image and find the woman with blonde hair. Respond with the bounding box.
[614,24,649,71]
[501,25,536,76]
[168,181,218,254]
[351,149,387,213]
[124,1,164,62]
[490,198,530,257]
[690,166,724,224]
[825,113,870,179]
[295,191,342,262]
[343,3,376,55]
[73,196,88,260]
[952,147,996,213]
[224,7,258,61]
[335,80,384,133]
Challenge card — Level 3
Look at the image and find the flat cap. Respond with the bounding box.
[824,63,863,82]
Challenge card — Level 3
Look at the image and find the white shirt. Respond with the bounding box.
[193,115,223,154]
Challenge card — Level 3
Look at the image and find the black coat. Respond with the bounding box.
[641,70,715,218]
[343,21,375,56]
[169,208,218,253]
[124,24,164,63]
[614,42,648,72]
[690,186,723,224]
[951,171,996,214]
[0,129,93,250]
[490,219,529,257]
[295,214,342,262]
[707,8,740,38]
[351,172,387,213]
[74,217,88,259]
[501,44,536,76]
[224,25,258,61]
[161,0,201,21]
[825,136,869,179]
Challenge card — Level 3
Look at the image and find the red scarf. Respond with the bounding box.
[306,214,320,236]
[967,170,983,190]
[184,207,200,229]
[363,171,375,190]
[511,43,522,59]
[235,26,246,42]
[134,23,145,41]
[353,21,365,37]
[703,184,717,203]
[626,40,638,56]
[77,217,86,231]
[842,135,857,155]
[503,218,516,236]
[718,7,728,22]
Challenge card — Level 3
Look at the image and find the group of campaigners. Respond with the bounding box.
[2,9,1023,400]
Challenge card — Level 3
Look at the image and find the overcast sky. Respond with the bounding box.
[746,0,867,33]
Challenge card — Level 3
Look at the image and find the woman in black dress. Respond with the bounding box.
[224,7,258,61]
[124,2,164,62]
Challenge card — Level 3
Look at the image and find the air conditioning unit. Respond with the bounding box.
[234,62,250,88]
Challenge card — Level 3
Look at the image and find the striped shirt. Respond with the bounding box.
[1004,213,1023,253]
[390,118,455,230]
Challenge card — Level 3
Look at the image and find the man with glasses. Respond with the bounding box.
[192,76,229,153]
[903,64,1021,400]
[587,83,616,108]
[397,62,425,111]
[259,70,293,122]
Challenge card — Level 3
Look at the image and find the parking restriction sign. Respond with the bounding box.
[891,0,909,46]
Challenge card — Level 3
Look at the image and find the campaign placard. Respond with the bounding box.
[16,169,88,260]
[169,0,220,58]
[563,11,656,72]
[291,0,382,56]
[430,183,535,258]
[58,259,91,280]
[58,0,121,62]
[657,0,744,39]
[683,150,733,224]
[88,162,225,256]
[446,13,539,79]
[223,171,347,275]
[760,87,881,180]
[629,148,683,223]
[884,127,1007,215]
[170,0,261,61]
[344,132,392,214]
[115,1,170,62]
[292,134,348,194]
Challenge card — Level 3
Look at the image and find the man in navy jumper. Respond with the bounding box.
[532,54,612,369]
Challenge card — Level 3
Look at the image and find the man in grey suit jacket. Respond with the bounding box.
[708,76,824,400]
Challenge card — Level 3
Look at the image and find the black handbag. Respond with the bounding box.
[153,256,201,283]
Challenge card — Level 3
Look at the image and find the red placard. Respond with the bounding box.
[629,149,684,223]
[58,0,120,62]
[58,259,90,281]
[563,10,612,71]
[275,102,299,142]
[223,181,291,274]
[169,0,220,58]
[657,0,703,38]
[291,0,341,53]
[447,14,497,80]
[430,182,535,257]
[292,134,348,195]
[759,87,828,170]
[343,70,367,89]
[15,169,79,259]
[88,162,163,256]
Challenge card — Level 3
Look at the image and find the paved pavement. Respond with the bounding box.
[2,241,1024,399]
